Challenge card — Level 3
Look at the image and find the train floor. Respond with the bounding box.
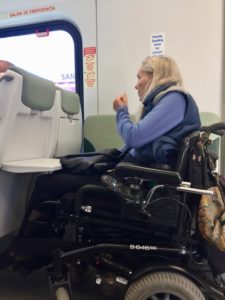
[0,266,118,300]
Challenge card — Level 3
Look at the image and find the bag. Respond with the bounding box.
[198,174,225,251]
[188,139,215,189]
[60,148,126,175]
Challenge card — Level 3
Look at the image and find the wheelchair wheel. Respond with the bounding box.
[55,287,71,300]
[125,272,205,300]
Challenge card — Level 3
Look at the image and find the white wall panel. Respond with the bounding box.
[97,0,223,117]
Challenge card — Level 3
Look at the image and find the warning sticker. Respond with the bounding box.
[84,47,96,88]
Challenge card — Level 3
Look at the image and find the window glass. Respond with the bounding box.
[0,20,83,115]
[0,30,75,92]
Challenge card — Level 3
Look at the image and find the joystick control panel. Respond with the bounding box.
[102,174,146,204]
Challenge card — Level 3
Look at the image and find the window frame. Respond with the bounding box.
[0,19,84,118]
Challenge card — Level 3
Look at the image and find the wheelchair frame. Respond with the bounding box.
[5,122,225,300]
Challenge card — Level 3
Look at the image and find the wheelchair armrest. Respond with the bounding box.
[114,162,182,185]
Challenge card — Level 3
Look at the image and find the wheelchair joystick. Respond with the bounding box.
[129,183,141,195]
[101,174,146,204]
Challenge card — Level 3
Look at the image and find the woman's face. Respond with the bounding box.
[135,68,153,102]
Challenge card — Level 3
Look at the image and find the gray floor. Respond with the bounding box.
[0,267,49,300]
[0,233,123,300]
[0,266,120,300]
[0,235,108,300]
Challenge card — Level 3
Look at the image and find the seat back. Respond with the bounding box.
[200,112,220,126]
[84,114,125,152]
[1,66,58,164]
[0,69,23,165]
[200,112,221,173]
[55,88,82,157]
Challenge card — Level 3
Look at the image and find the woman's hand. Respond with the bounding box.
[113,93,128,111]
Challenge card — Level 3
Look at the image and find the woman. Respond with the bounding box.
[19,55,201,235]
[113,56,201,166]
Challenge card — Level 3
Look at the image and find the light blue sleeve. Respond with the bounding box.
[116,92,186,148]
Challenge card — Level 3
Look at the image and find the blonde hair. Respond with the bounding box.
[142,56,183,99]
[135,56,183,122]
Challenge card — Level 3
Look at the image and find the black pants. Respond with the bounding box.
[30,171,104,207]
[19,171,106,236]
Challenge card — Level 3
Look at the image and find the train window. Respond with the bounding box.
[0,20,83,111]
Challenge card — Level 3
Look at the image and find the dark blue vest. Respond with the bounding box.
[133,83,201,166]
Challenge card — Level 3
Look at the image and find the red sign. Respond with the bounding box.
[9,6,55,18]
[84,47,96,88]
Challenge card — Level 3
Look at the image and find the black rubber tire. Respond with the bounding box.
[55,287,71,300]
[125,271,205,300]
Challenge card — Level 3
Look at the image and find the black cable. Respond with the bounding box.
[145,196,192,223]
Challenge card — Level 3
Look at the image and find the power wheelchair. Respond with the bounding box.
[3,122,225,300]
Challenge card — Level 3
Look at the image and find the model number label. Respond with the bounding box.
[129,244,157,251]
